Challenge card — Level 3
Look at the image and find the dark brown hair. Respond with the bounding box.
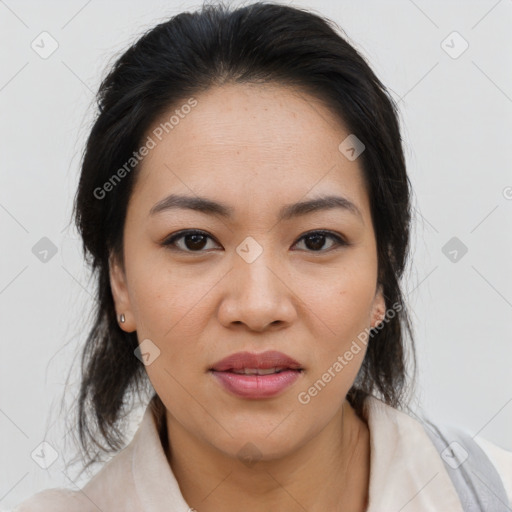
[69,0,416,474]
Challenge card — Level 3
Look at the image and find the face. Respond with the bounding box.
[110,82,386,462]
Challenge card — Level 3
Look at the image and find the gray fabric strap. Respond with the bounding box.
[421,418,510,511]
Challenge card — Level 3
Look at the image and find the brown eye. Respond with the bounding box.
[182,233,208,250]
[162,230,219,252]
[293,230,348,252]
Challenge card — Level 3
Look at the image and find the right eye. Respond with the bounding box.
[161,230,221,252]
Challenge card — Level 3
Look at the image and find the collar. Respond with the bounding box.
[129,395,463,511]
[363,396,464,511]
[131,403,191,511]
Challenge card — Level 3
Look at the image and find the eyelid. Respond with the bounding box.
[162,229,349,252]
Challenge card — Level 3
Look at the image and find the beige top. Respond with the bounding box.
[12,395,512,511]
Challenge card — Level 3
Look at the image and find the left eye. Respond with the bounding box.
[162,230,348,253]
[293,230,348,252]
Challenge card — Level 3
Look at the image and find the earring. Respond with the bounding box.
[373,313,384,329]
[119,313,125,324]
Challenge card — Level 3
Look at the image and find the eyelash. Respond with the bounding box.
[161,229,349,253]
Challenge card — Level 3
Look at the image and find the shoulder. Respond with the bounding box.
[11,407,155,512]
[361,396,512,509]
[11,488,91,512]
[12,443,141,511]
[474,435,512,505]
[12,441,139,512]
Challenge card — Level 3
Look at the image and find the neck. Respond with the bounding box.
[163,399,371,512]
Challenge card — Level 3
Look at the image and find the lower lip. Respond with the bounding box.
[210,370,302,399]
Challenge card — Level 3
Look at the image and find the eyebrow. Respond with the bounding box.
[149,193,363,222]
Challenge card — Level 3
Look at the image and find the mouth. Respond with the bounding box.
[209,350,304,399]
[228,367,297,375]
[209,350,303,372]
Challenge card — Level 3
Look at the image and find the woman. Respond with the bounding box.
[13,2,511,511]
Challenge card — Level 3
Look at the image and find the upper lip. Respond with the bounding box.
[210,350,303,372]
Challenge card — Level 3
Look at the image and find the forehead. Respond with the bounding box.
[131,83,369,220]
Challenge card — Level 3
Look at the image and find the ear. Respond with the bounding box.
[370,283,386,329]
[109,252,136,333]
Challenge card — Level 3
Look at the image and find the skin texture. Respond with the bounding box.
[110,82,386,511]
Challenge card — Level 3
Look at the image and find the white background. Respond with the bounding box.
[1,0,511,508]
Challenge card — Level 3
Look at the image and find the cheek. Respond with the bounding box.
[303,253,377,343]
[124,243,209,337]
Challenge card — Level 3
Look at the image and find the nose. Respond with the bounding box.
[217,246,297,332]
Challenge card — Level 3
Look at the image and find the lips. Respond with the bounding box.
[210,350,303,372]
[209,350,303,399]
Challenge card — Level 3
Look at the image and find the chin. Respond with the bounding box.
[219,435,299,465]
[205,420,310,463]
